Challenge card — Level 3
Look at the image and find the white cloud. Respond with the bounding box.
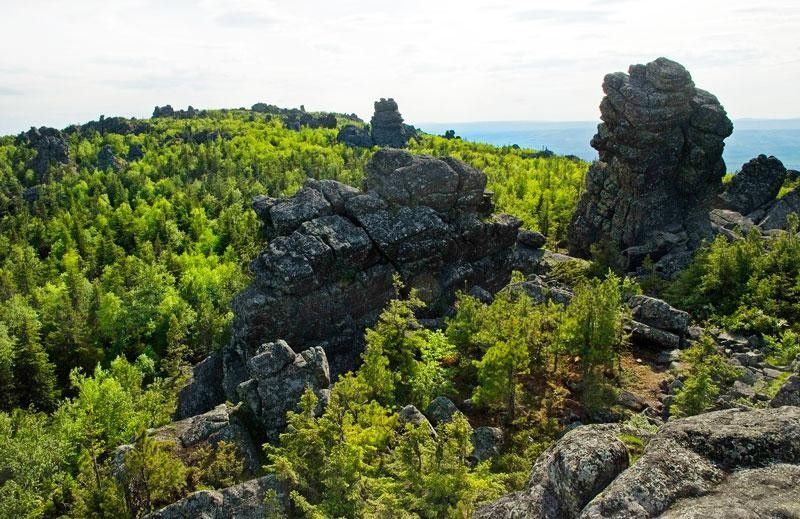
[0,0,798,133]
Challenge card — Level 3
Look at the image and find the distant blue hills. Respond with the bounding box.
[419,119,800,171]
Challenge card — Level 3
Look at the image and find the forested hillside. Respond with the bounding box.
[3,91,798,518]
[0,108,588,517]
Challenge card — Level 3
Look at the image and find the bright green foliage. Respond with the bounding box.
[472,335,529,423]
[666,217,800,338]
[447,275,630,420]
[266,381,503,518]
[0,295,59,411]
[358,278,456,409]
[764,330,800,366]
[411,136,588,244]
[385,414,504,518]
[189,440,244,490]
[0,356,177,517]
[558,274,629,391]
[0,409,75,518]
[122,434,189,516]
[670,335,741,418]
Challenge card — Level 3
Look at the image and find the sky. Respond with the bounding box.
[1,0,799,134]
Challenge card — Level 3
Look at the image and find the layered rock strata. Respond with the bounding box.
[568,58,733,276]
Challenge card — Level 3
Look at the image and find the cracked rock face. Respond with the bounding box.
[144,474,288,519]
[568,58,733,276]
[718,154,787,215]
[370,98,414,148]
[235,340,330,442]
[223,148,520,398]
[478,407,800,518]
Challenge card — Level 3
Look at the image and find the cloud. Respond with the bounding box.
[215,10,277,29]
[513,8,614,24]
[89,55,154,68]
[101,70,209,91]
[0,86,23,96]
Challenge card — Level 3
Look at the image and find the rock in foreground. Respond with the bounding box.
[144,475,288,519]
[478,407,800,518]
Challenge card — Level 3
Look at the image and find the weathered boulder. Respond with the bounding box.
[770,374,800,407]
[709,208,757,236]
[627,295,689,336]
[480,407,800,518]
[567,58,733,277]
[337,124,373,147]
[144,475,288,519]
[399,404,436,435]
[660,464,800,518]
[470,426,504,464]
[475,425,630,518]
[18,127,69,182]
[151,404,261,474]
[370,98,414,147]
[425,396,459,426]
[581,407,800,518]
[235,340,330,442]
[518,229,547,249]
[217,148,520,404]
[112,403,261,488]
[757,188,800,230]
[718,155,786,214]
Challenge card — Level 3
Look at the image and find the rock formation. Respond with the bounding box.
[235,340,330,442]
[17,126,70,182]
[475,425,631,518]
[177,148,528,419]
[97,144,125,172]
[370,98,414,147]
[112,404,261,475]
[337,124,373,147]
[770,374,799,407]
[144,475,288,519]
[568,58,733,276]
[477,407,800,518]
[718,154,786,215]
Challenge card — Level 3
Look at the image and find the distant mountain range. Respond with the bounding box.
[420,119,800,171]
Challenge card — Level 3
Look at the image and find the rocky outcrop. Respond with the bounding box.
[127,143,145,161]
[337,124,373,147]
[370,98,414,147]
[627,294,689,349]
[114,404,261,476]
[475,425,630,518]
[582,407,800,518]
[235,340,330,442]
[144,475,288,519]
[718,154,786,215]
[470,426,504,464]
[567,58,733,277]
[220,148,521,401]
[18,127,70,182]
[426,396,459,426]
[97,144,125,172]
[756,188,800,230]
[478,407,800,518]
[770,374,800,407]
